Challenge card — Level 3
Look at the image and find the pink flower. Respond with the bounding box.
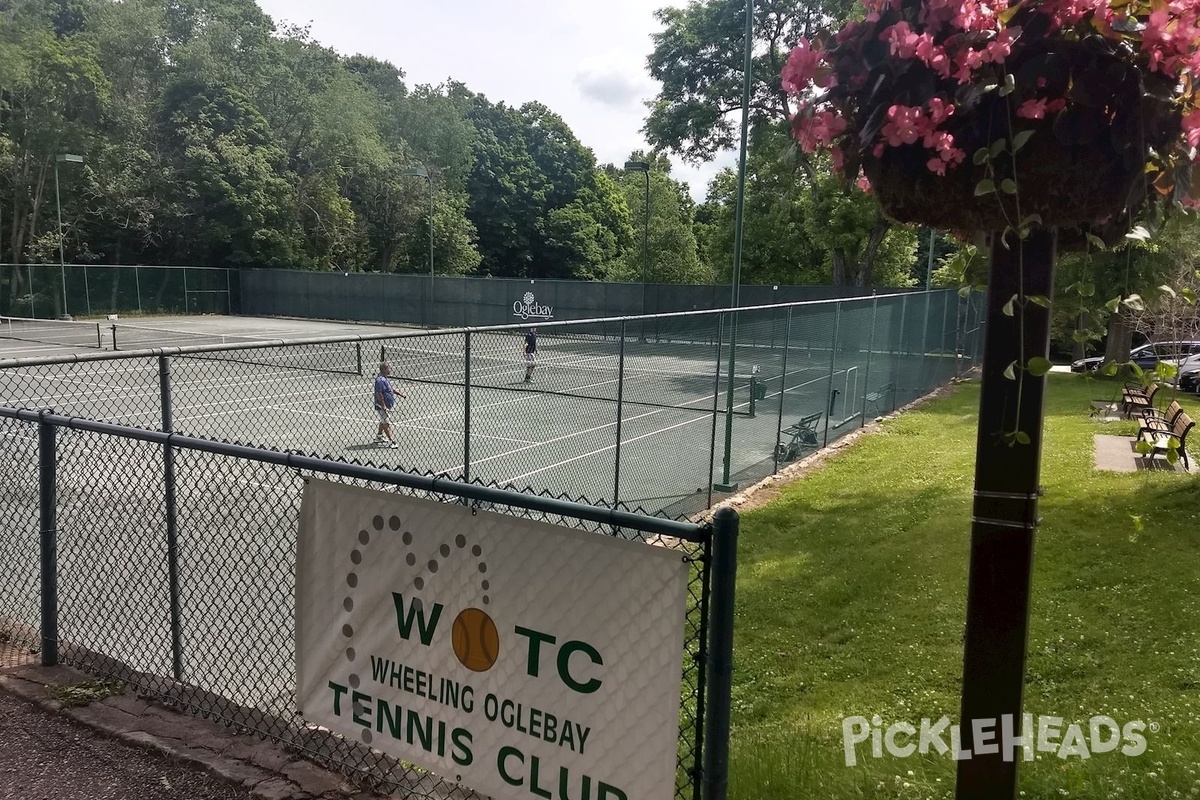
[782,38,825,94]
[1017,98,1049,119]
[830,146,847,174]
[793,109,848,153]
[927,157,948,175]
[1184,108,1200,148]
[882,21,921,59]
[881,104,931,146]
[856,173,873,193]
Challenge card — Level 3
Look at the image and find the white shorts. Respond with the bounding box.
[376,407,393,423]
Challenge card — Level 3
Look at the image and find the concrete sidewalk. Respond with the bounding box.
[0,643,388,800]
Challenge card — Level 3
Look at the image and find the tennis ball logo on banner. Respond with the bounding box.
[344,514,605,695]
[514,291,553,321]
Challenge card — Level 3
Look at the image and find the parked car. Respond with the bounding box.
[1070,341,1200,373]
[1180,368,1200,393]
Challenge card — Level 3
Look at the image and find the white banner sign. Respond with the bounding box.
[296,480,689,800]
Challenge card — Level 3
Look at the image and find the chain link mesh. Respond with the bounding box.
[2,293,968,517]
[0,412,709,799]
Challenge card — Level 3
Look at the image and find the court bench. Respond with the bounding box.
[865,382,895,416]
[775,411,823,462]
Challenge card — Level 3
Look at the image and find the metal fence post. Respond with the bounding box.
[892,296,909,412]
[39,414,58,667]
[707,315,724,509]
[135,265,143,314]
[182,268,189,314]
[823,303,841,448]
[860,297,879,426]
[773,308,792,473]
[159,355,183,680]
[84,265,92,316]
[702,507,739,800]
[463,332,472,483]
[613,321,627,507]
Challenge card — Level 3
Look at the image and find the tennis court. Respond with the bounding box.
[1,293,977,515]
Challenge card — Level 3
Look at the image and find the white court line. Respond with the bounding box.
[435,387,717,476]
[499,411,712,486]
[262,405,537,445]
[476,367,844,484]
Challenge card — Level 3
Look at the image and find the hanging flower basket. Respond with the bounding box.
[782,0,1200,236]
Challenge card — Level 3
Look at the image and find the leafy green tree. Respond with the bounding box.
[465,95,632,279]
[607,151,709,284]
[157,79,299,267]
[645,0,904,286]
[0,1,107,314]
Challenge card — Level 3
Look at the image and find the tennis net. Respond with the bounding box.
[380,341,758,413]
[0,315,103,350]
[111,323,363,376]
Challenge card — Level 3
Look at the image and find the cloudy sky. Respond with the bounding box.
[253,0,737,201]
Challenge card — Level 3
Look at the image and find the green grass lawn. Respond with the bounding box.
[727,373,1200,799]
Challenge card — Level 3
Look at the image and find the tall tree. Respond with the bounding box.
[465,95,632,279]
[607,151,709,284]
[645,0,902,286]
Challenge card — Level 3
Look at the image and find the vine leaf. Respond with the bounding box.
[1001,178,1018,194]
[1027,357,1053,376]
[1100,362,1119,377]
[975,179,997,196]
[1027,295,1051,308]
[1183,287,1198,305]
[1003,360,1018,380]
[1105,295,1122,313]
[1079,282,1096,298]
[1015,431,1031,445]
[1121,294,1145,311]
[1012,130,1034,152]
[1126,226,1151,241]
[1086,233,1108,251]
[973,147,990,165]
[1002,294,1018,316]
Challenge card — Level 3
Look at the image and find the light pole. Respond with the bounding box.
[54,153,83,319]
[623,161,650,318]
[715,0,754,492]
[402,165,434,324]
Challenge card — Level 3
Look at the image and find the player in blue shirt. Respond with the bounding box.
[373,361,406,448]
[523,328,537,383]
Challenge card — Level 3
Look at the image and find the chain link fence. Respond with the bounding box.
[0,410,722,799]
[1,291,983,517]
[1,264,238,320]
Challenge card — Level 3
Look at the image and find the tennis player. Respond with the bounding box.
[373,361,406,448]
[523,327,538,382]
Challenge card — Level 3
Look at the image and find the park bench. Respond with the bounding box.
[865,382,895,416]
[1137,399,1185,442]
[1139,408,1194,470]
[775,412,823,463]
[1121,381,1161,418]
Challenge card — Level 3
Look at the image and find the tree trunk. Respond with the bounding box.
[831,250,850,285]
[956,230,1055,799]
[1102,311,1135,370]
[856,216,891,286]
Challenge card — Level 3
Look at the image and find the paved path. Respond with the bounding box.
[0,649,388,800]
[0,688,253,800]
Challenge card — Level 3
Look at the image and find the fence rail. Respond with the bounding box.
[1,291,985,518]
[0,406,734,800]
